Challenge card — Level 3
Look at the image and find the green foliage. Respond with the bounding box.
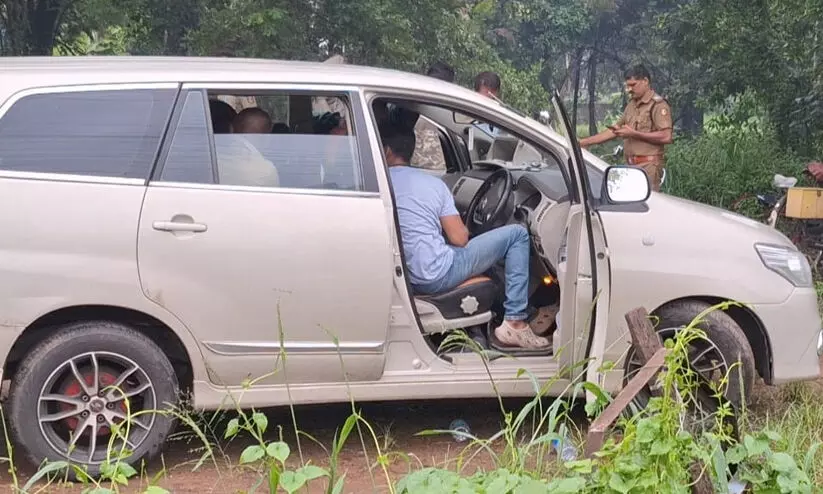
[663,128,806,211]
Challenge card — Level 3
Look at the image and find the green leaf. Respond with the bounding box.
[333,414,358,457]
[22,461,71,492]
[279,470,309,493]
[239,444,266,464]
[118,462,138,479]
[332,475,346,494]
[565,459,593,474]
[608,472,633,494]
[266,441,290,463]
[744,434,770,456]
[225,418,240,439]
[144,486,171,494]
[769,452,797,473]
[725,445,747,464]
[252,412,269,435]
[650,438,674,456]
[298,464,329,481]
[635,419,659,444]
[268,466,280,494]
[547,477,586,493]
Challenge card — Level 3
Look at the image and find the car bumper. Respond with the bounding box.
[753,287,822,384]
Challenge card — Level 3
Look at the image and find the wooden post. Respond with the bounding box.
[581,307,716,494]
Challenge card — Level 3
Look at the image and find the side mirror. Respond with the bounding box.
[603,165,651,204]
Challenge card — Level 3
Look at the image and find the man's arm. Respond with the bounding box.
[438,182,469,247]
[579,128,617,148]
[441,215,469,247]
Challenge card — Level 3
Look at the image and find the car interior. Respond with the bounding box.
[370,97,580,359]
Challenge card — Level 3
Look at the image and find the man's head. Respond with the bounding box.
[427,61,455,82]
[624,64,652,100]
[233,107,273,134]
[209,99,237,133]
[474,71,501,98]
[380,124,416,166]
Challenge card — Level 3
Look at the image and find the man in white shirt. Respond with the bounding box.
[215,108,280,188]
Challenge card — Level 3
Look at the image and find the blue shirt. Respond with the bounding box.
[389,166,458,285]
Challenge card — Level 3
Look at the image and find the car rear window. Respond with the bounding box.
[0,88,177,179]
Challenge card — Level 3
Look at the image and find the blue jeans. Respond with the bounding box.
[414,224,530,321]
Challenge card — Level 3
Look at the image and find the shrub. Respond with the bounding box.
[662,129,806,210]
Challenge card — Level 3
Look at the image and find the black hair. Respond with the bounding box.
[474,71,501,92]
[208,99,237,134]
[624,64,651,82]
[271,122,291,133]
[312,112,342,134]
[379,123,416,163]
[426,61,455,82]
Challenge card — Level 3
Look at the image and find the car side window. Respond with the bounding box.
[159,88,366,191]
[0,88,176,179]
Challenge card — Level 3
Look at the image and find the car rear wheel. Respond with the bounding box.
[8,321,179,476]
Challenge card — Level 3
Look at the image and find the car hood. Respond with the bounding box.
[646,192,795,249]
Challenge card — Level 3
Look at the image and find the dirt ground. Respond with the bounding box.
[0,397,548,493]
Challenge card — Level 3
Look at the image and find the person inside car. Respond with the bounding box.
[381,123,550,350]
[215,107,280,187]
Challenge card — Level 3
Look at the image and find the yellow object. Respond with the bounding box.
[785,187,823,219]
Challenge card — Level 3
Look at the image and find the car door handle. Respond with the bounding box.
[152,220,208,233]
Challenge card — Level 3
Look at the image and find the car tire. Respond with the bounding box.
[624,300,756,407]
[7,320,179,477]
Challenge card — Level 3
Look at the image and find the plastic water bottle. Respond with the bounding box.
[449,419,471,442]
[551,436,578,461]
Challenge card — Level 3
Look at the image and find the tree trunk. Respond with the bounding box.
[1,0,70,55]
[571,48,583,129]
[588,51,599,137]
[679,93,703,136]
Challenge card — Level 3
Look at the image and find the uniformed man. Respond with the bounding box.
[409,61,457,170]
[580,65,673,191]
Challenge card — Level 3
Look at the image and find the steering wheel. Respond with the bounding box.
[464,168,514,236]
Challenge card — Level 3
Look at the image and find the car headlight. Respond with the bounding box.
[755,243,813,287]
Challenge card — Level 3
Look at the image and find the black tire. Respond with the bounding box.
[624,300,756,408]
[7,321,179,477]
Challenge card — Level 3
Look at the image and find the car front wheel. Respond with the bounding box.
[8,321,179,476]
[624,300,756,408]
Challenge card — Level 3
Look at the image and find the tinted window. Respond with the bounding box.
[157,90,365,191]
[0,89,176,179]
[160,91,214,184]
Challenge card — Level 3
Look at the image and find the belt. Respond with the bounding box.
[627,154,663,166]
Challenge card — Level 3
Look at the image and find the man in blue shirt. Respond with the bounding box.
[382,124,549,350]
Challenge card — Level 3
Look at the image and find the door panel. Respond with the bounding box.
[138,187,392,387]
[137,87,394,387]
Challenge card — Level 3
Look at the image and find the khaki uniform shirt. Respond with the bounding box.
[411,117,447,170]
[616,90,673,159]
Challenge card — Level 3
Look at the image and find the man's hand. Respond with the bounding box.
[611,125,636,138]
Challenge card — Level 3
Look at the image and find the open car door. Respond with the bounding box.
[545,90,613,397]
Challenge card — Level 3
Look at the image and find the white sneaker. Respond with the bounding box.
[494,320,550,349]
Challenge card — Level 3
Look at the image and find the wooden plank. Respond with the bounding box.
[625,307,663,363]
[584,347,669,458]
